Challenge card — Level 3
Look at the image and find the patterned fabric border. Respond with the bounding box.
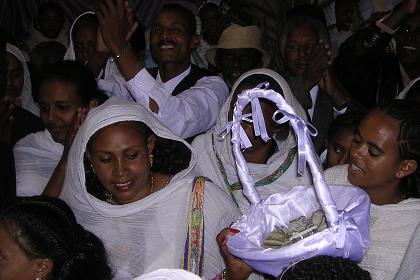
[212,135,297,194]
[181,177,206,276]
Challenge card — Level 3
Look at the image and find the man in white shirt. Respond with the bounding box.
[97,0,229,139]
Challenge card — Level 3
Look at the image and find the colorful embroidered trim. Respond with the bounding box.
[213,135,297,201]
[181,177,206,276]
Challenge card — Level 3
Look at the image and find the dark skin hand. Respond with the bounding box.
[303,40,348,107]
[43,107,88,197]
[217,228,255,280]
[0,96,21,144]
[303,40,331,92]
[96,0,160,112]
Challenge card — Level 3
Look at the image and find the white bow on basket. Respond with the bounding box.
[223,79,371,277]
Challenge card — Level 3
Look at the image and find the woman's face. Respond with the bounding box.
[0,226,41,280]
[73,25,97,65]
[88,123,155,205]
[38,80,84,144]
[5,53,24,99]
[348,110,404,196]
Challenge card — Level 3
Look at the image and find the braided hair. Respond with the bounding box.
[0,196,112,280]
[282,255,371,279]
[378,100,420,198]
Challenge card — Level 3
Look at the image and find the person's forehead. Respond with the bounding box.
[220,48,259,56]
[199,5,219,19]
[288,24,317,38]
[40,6,62,18]
[153,10,189,27]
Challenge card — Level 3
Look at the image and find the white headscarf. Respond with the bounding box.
[62,98,239,279]
[64,12,131,100]
[63,11,95,61]
[192,68,313,213]
[6,43,39,116]
[133,269,201,280]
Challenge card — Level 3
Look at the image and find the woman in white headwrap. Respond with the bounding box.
[61,97,240,279]
[14,61,104,197]
[192,68,313,213]
[5,43,39,116]
[64,11,133,101]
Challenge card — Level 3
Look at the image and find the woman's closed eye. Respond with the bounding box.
[126,152,139,160]
[98,155,113,163]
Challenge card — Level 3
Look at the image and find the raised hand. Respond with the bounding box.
[0,96,20,144]
[303,40,331,91]
[63,107,87,155]
[96,0,133,55]
[319,67,349,108]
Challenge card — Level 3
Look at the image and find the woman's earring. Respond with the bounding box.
[149,154,154,167]
[90,164,96,174]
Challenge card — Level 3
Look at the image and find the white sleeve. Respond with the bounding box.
[202,180,241,279]
[394,222,420,280]
[125,68,229,139]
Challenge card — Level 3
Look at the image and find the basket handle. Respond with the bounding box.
[228,80,340,228]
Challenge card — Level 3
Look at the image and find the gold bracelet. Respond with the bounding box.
[113,43,131,61]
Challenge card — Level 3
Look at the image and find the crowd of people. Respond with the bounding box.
[1,0,420,279]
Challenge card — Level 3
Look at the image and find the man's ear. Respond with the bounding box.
[396,159,418,178]
[190,34,200,50]
[34,258,53,279]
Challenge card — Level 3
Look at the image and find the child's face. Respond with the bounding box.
[326,126,355,168]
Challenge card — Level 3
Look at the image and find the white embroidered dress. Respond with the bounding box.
[61,98,240,279]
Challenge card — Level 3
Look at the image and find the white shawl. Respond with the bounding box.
[192,68,313,213]
[6,43,39,116]
[14,129,63,196]
[324,165,420,280]
[64,12,132,101]
[61,98,240,279]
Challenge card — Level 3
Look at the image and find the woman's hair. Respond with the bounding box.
[38,60,108,105]
[0,196,112,280]
[85,121,191,201]
[282,255,371,279]
[378,100,420,198]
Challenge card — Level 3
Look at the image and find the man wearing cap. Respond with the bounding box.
[207,24,271,88]
[97,1,229,139]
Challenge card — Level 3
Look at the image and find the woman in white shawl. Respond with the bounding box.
[324,100,420,280]
[192,68,313,213]
[61,97,240,279]
[14,61,104,197]
[64,11,134,101]
[6,43,39,116]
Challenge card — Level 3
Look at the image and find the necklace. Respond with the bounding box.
[150,171,155,193]
[150,173,173,194]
